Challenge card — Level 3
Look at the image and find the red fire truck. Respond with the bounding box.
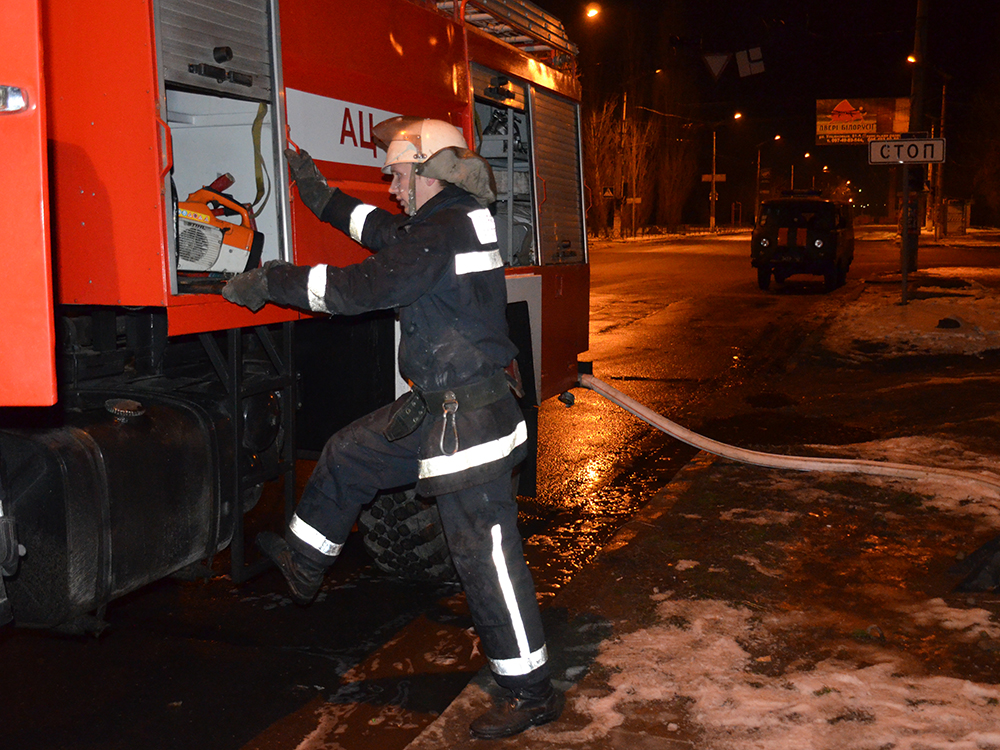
[0,0,588,630]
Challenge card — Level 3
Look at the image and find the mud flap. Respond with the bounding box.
[0,460,17,625]
[0,519,14,624]
[0,579,10,626]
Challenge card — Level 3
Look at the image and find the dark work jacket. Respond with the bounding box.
[265,185,526,494]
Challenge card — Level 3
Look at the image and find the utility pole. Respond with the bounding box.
[710,129,717,231]
[905,0,929,272]
[934,80,947,239]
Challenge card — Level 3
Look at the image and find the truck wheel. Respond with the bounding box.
[836,260,848,287]
[757,265,772,290]
[358,489,458,582]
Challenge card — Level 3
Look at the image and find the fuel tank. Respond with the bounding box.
[0,390,235,629]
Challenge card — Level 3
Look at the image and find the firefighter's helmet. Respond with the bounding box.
[373,116,497,208]
[373,117,467,173]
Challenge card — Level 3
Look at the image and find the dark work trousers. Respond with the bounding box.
[289,401,550,690]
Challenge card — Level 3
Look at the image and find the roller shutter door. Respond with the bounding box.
[531,88,585,265]
[157,0,272,101]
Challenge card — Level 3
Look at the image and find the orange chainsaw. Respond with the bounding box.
[176,174,263,274]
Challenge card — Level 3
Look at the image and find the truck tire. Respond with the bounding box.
[823,262,839,292]
[358,490,458,582]
[757,265,772,290]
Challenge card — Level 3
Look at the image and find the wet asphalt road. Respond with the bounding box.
[3,228,997,750]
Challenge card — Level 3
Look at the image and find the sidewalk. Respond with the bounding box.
[405,269,1000,749]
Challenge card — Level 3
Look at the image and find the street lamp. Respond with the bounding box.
[790,152,810,191]
[709,112,741,231]
[755,134,781,220]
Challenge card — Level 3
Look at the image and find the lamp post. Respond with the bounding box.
[709,112,741,231]
[904,0,928,271]
[933,79,946,239]
[710,128,717,231]
[755,134,780,221]
[924,69,951,239]
[790,152,810,192]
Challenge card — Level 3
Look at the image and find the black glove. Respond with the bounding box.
[223,259,290,312]
[285,148,337,218]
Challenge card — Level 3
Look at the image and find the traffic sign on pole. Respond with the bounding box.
[868,138,945,164]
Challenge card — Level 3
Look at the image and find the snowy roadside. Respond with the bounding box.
[823,268,1000,360]
[528,450,1000,750]
[532,268,1000,749]
[523,266,1000,749]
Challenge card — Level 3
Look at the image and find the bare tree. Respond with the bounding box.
[582,100,621,237]
[621,115,658,236]
[969,71,1000,223]
[579,4,701,234]
[654,119,698,229]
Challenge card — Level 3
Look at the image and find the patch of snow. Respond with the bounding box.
[721,508,800,525]
[733,554,784,578]
[896,598,1000,641]
[823,276,1000,358]
[532,597,1000,749]
[800,436,1000,525]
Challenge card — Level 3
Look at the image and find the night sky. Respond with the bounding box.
[530,0,1000,222]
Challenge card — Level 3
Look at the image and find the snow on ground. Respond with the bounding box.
[823,268,1000,359]
[532,591,1000,749]
[528,440,1000,749]
[530,262,1000,748]
[811,436,1000,524]
[576,596,1000,750]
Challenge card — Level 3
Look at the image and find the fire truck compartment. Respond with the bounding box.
[166,89,286,293]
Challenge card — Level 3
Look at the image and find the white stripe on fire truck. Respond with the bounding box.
[455,249,503,276]
[417,420,527,479]
[349,204,378,243]
[307,264,330,312]
[289,514,343,559]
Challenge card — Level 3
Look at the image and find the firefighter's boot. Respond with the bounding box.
[256,531,326,604]
[469,679,563,740]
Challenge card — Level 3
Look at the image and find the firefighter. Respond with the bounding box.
[222,116,561,739]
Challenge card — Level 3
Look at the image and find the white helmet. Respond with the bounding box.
[373,116,468,174]
[373,116,497,209]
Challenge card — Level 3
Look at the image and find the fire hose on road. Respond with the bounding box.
[579,372,1000,497]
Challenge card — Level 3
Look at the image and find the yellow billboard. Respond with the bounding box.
[816,98,910,145]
